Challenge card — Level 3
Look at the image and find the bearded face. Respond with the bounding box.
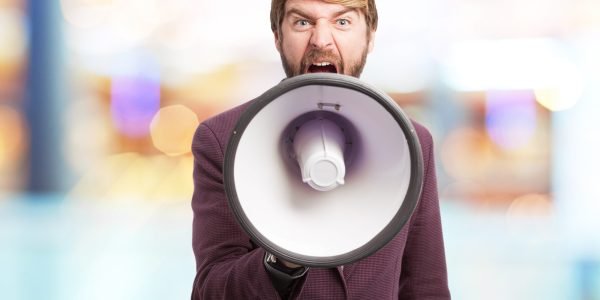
[275,0,374,78]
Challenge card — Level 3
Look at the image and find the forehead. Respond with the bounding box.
[284,0,362,18]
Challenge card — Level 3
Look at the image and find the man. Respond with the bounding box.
[191,0,450,299]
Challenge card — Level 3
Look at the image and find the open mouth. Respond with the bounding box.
[307,62,338,73]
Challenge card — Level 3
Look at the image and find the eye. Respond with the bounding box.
[336,19,350,26]
[295,19,310,27]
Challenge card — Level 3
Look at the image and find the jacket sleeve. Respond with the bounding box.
[398,129,451,299]
[190,123,282,300]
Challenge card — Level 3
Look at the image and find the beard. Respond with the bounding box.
[279,41,369,78]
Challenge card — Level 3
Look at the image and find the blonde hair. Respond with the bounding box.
[270,0,378,33]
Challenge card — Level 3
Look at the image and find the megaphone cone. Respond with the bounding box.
[224,73,423,267]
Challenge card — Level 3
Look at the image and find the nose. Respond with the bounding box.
[310,19,334,49]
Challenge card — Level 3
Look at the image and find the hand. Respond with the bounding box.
[278,258,302,269]
[266,252,304,269]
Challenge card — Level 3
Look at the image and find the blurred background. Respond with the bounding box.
[1,0,599,299]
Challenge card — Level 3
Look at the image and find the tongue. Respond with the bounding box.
[308,65,337,73]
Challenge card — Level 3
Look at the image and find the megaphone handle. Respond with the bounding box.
[264,252,309,298]
[266,252,304,269]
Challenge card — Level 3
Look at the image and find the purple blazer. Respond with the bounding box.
[191,100,450,299]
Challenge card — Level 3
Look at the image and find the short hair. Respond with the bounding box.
[270,0,378,33]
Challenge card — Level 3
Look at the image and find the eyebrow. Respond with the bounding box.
[285,7,358,21]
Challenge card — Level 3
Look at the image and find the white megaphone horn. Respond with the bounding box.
[224,73,423,267]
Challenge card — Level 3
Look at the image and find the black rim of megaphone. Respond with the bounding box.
[224,73,424,268]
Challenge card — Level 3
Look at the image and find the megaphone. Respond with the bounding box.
[224,73,423,268]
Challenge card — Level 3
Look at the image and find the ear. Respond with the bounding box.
[274,31,282,53]
[367,30,375,53]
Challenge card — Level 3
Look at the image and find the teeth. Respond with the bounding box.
[313,62,332,66]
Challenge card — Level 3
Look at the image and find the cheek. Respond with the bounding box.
[282,36,307,60]
[342,33,369,58]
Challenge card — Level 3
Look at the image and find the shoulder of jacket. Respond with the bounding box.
[194,100,255,152]
[410,120,433,147]
[202,101,253,130]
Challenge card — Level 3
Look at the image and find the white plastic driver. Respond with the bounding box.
[293,118,346,191]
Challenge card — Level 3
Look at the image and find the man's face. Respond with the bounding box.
[275,0,375,78]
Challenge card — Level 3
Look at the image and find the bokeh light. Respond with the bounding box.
[0,7,27,78]
[0,105,26,170]
[5,1,600,299]
[108,51,162,138]
[534,59,584,112]
[505,193,554,237]
[110,77,161,138]
[534,85,582,112]
[507,193,553,218]
[485,90,537,150]
[440,127,493,180]
[150,105,198,156]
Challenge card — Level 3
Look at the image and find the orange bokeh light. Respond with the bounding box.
[150,105,198,156]
[0,105,27,170]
